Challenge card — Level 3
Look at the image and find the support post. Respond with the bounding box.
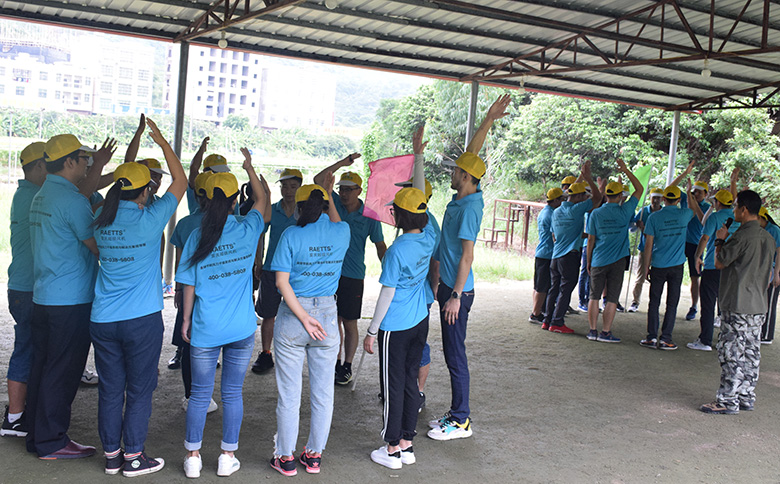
[465,81,479,146]
[163,41,190,286]
[666,110,680,185]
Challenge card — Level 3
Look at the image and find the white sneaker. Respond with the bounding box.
[428,411,451,429]
[687,339,713,351]
[81,369,99,385]
[181,397,219,413]
[427,417,473,441]
[400,446,416,465]
[370,445,402,470]
[628,302,639,313]
[183,454,202,478]
[714,315,721,328]
[217,453,240,477]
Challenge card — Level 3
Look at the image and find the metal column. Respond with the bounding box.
[666,110,680,185]
[465,81,479,146]
[163,41,189,286]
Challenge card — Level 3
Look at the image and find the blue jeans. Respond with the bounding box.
[186,333,255,452]
[274,297,339,456]
[437,283,475,424]
[90,312,164,454]
[7,290,33,383]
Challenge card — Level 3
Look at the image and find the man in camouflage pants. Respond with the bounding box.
[700,189,775,415]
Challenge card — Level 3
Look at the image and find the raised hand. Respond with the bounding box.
[486,94,511,121]
[322,170,336,194]
[343,153,361,166]
[616,157,628,173]
[93,137,117,166]
[730,166,741,184]
[412,125,428,155]
[240,147,252,171]
[146,118,167,146]
[198,136,210,154]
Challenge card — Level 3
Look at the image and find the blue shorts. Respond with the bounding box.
[420,342,431,367]
[7,290,34,383]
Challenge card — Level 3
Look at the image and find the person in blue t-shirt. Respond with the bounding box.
[543,160,602,334]
[628,188,663,312]
[427,94,510,442]
[251,168,303,375]
[639,185,695,350]
[268,178,349,476]
[26,132,114,459]
[177,152,268,479]
[759,207,780,343]
[689,188,738,351]
[585,159,643,343]
[314,157,387,386]
[2,143,47,438]
[362,187,436,470]
[530,188,564,323]
[89,118,186,476]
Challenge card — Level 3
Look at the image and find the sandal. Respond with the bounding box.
[699,402,738,415]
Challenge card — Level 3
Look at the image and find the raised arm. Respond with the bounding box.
[617,158,643,201]
[189,137,209,188]
[730,166,740,200]
[465,94,511,155]
[78,137,117,198]
[320,171,341,223]
[313,153,360,187]
[147,118,187,201]
[686,179,705,220]
[581,160,602,208]
[240,147,268,216]
[670,159,695,187]
[124,114,145,164]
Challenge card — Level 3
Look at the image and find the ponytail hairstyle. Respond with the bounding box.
[190,174,239,264]
[296,189,328,227]
[93,162,151,228]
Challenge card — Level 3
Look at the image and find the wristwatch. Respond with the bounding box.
[714,238,725,247]
[451,291,461,300]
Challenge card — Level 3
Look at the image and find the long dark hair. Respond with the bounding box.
[393,204,428,231]
[297,190,328,227]
[93,183,148,228]
[189,188,238,264]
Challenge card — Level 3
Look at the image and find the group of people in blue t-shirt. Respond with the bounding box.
[3,95,513,478]
[531,160,780,352]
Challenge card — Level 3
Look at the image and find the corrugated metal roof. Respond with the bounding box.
[2,0,779,109]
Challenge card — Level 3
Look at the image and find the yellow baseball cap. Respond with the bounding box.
[714,189,733,206]
[194,172,213,196]
[21,142,46,166]
[278,168,303,182]
[395,177,433,200]
[605,181,623,196]
[546,187,564,201]
[205,172,239,199]
[114,162,151,191]
[663,185,681,200]
[561,176,577,186]
[568,182,587,195]
[693,181,709,192]
[203,154,230,173]
[389,187,427,214]
[296,184,329,203]
[649,187,664,198]
[760,206,769,220]
[44,134,95,162]
[336,171,363,187]
[455,152,486,180]
[139,158,168,175]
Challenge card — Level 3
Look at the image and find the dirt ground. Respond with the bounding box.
[1,278,780,484]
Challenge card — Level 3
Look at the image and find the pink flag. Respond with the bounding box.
[363,154,415,225]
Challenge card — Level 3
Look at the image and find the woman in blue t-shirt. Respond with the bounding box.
[363,187,436,470]
[176,150,268,479]
[90,118,187,477]
[268,176,350,476]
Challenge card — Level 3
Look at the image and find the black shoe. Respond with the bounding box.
[167,347,182,370]
[122,452,165,477]
[418,392,426,413]
[251,351,274,374]
[1,405,28,437]
[528,313,544,324]
[685,306,697,320]
[335,363,353,385]
[105,450,124,475]
[566,306,579,315]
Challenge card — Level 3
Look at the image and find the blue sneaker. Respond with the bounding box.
[596,331,621,343]
[586,330,598,341]
[685,306,697,320]
[427,417,473,441]
[577,303,589,312]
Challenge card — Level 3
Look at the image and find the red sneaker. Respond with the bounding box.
[549,324,575,334]
[541,323,550,331]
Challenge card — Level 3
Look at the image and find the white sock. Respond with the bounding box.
[8,412,23,423]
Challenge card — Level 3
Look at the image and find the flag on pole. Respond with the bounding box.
[630,164,653,200]
[363,154,415,225]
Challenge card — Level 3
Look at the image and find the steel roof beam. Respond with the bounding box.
[666,78,780,110]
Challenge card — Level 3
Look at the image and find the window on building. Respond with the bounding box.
[207,95,214,102]
[220,63,227,74]
[55,90,61,99]
[231,65,238,75]
[119,67,132,79]
[254,59,258,64]
[228,108,235,114]
[100,99,111,110]
[85,77,91,86]
[206,106,213,116]
[62,75,71,88]
[252,88,256,93]
[244,53,250,61]
[232,51,239,60]
[230,79,237,88]
[0,85,4,94]
[118,83,132,96]
[198,81,203,86]
[38,89,47,98]
[137,86,150,97]
[241,80,247,89]
[207,76,215,87]
[229,93,236,104]
[200,51,205,56]
[85,94,90,102]
[199,66,204,71]
[221,50,228,59]
[101,65,113,76]
[73,93,81,105]
[210,49,217,57]
[0,67,5,76]
[196,96,201,101]
[242,66,249,76]
[138,70,150,81]
[40,71,48,81]
[219,78,226,88]
[240,95,246,105]
[253,74,257,79]
[251,102,255,107]
[74,76,82,89]
[101,82,113,94]
[209,61,216,72]
[13,69,31,82]
[15,86,24,96]
[56,73,62,82]
[118,100,130,107]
